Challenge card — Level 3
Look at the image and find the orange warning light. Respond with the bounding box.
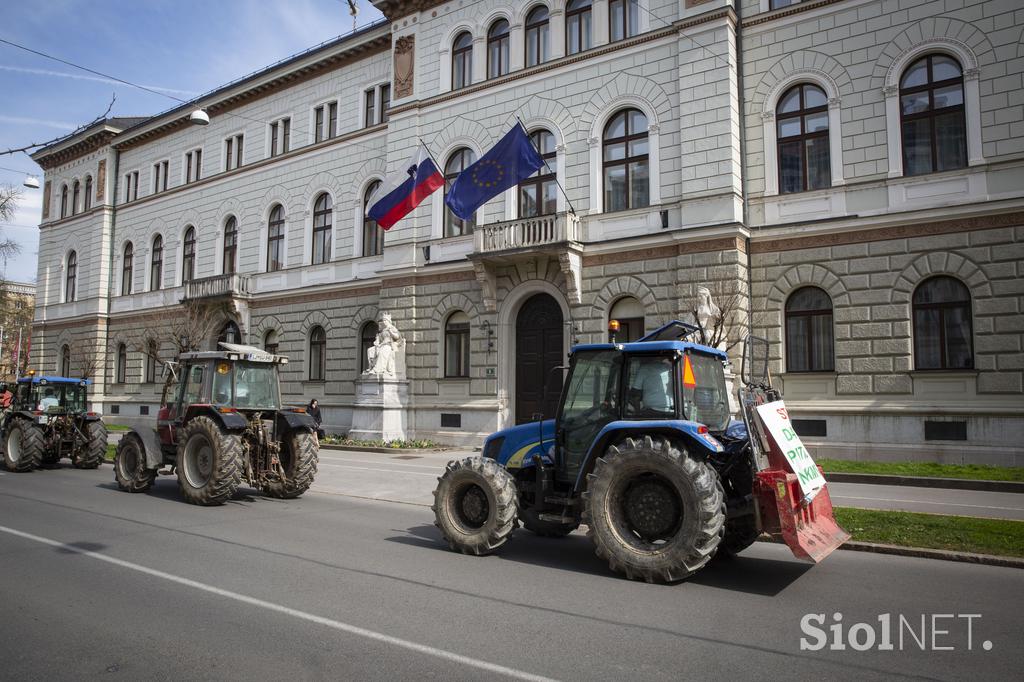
[682,355,697,389]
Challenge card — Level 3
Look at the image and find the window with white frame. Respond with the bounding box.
[267,204,285,272]
[60,345,71,377]
[71,180,80,215]
[123,171,139,202]
[84,175,92,210]
[452,32,473,90]
[184,148,202,183]
[603,108,649,212]
[65,250,77,302]
[269,117,291,157]
[308,326,326,381]
[777,84,831,193]
[224,134,244,171]
[312,193,333,265]
[150,234,163,291]
[363,180,384,257]
[566,0,592,55]
[609,0,639,42]
[152,160,169,193]
[487,19,510,79]
[525,6,550,68]
[900,54,966,176]
[444,311,471,378]
[519,129,557,217]
[444,148,476,236]
[60,184,68,218]
[313,101,339,143]
[364,84,392,127]
[223,216,238,274]
[121,241,133,296]
[116,343,127,384]
[182,226,197,283]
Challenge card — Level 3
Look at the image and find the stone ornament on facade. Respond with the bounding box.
[394,35,415,98]
[96,159,106,201]
[695,286,721,337]
[364,311,405,378]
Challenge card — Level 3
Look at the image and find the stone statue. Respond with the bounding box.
[695,286,721,337]
[364,312,404,378]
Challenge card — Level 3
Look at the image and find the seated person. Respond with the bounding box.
[38,387,60,412]
[628,357,675,417]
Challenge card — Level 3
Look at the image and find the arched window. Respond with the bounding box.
[900,54,966,176]
[60,345,71,377]
[60,184,68,218]
[84,176,92,210]
[223,216,238,274]
[444,148,477,236]
[267,205,284,272]
[777,83,830,193]
[218,320,241,346]
[487,19,510,79]
[609,296,644,342]
[444,311,471,378]
[519,129,557,217]
[116,343,127,384]
[913,276,973,370]
[566,0,592,55]
[264,330,279,355]
[602,108,649,212]
[452,31,473,90]
[150,235,163,291]
[121,242,134,296]
[71,180,80,216]
[525,6,550,68]
[309,326,326,381]
[65,251,77,302]
[785,287,835,372]
[363,181,384,257]
[182,226,196,283]
[145,341,158,383]
[609,0,639,42]
[312,193,332,265]
[359,322,378,374]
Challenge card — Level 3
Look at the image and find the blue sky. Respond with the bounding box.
[0,0,384,284]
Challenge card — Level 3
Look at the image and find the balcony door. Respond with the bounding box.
[515,293,564,424]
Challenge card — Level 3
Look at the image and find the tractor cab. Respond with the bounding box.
[554,336,730,488]
[13,375,91,415]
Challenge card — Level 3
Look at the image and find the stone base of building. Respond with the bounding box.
[349,376,409,442]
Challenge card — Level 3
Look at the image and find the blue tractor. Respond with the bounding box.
[1,374,107,472]
[432,322,848,582]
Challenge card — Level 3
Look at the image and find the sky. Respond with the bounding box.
[0,0,385,284]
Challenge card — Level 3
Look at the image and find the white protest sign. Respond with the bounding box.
[755,400,826,501]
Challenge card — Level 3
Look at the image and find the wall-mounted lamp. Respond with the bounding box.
[189,109,210,126]
[660,209,669,229]
[608,319,620,343]
[422,245,431,262]
[480,320,494,350]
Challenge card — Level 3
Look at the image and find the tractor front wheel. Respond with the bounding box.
[114,434,157,493]
[433,457,517,555]
[4,420,44,472]
[583,436,725,583]
[74,421,107,469]
[261,429,318,499]
[175,416,243,506]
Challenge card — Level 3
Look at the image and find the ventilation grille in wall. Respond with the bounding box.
[924,420,967,441]
[440,413,461,428]
[109,405,120,415]
[792,419,827,438]
[140,405,150,416]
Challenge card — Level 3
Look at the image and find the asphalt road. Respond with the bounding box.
[1,461,1021,681]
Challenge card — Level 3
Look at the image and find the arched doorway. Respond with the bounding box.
[515,293,564,424]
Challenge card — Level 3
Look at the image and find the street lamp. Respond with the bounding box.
[22,175,40,189]
[188,109,210,126]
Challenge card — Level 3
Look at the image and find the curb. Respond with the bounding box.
[756,536,1023,568]
[320,444,457,456]
[826,472,1024,493]
[839,540,1024,569]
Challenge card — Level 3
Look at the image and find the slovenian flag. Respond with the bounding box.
[366,146,444,230]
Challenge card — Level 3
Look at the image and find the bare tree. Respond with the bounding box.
[1,184,20,222]
[71,340,102,380]
[134,301,227,399]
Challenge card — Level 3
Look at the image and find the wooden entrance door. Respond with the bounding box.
[515,293,564,424]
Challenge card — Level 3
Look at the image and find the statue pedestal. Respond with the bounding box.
[350,375,409,442]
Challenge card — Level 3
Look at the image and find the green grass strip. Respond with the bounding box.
[819,458,1024,482]
[834,507,1024,558]
[105,424,132,432]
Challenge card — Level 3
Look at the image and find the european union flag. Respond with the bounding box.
[444,124,545,221]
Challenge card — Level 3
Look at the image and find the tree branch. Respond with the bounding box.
[0,95,116,157]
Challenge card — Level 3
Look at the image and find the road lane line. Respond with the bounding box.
[318,463,437,477]
[0,523,556,682]
[834,495,1024,513]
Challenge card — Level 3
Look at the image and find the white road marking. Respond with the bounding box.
[0,523,556,682]
[834,495,1024,513]
[319,456,439,469]
[318,463,438,477]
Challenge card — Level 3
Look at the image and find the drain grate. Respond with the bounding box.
[391,455,423,460]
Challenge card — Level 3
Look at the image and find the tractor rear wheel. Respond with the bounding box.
[261,429,318,499]
[519,508,579,538]
[175,416,243,506]
[583,436,725,583]
[114,433,157,493]
[73,421,107,469]
[433,456,517,555]
[4,420,44,472]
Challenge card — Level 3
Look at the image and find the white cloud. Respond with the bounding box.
[0,64,198,97]
[0,115,79,131]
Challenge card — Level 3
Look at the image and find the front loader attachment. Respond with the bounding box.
[754,468,850,563]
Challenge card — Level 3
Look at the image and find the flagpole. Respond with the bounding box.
[418,138,443,174]
[515,116,577,217]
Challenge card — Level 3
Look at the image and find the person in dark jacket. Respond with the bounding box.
[307,398,325,439]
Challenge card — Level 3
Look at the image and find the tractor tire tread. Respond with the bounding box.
[4,420,44,472]
[113,433,157,493]
[262,429,318,499]
[432,456,517,556]
[176,416,243,506]
[74,421,107,469]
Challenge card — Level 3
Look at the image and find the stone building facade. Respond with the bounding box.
[30,0,1024,464]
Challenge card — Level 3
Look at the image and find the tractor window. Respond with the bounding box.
[234,362,280,409]
[560,350,622,481]
[60,384,88,412]
[624,356,676,419]
[212,362,233,405]
[183,365,205,405]
[682,352,730,432]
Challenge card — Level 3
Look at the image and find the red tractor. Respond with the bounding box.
[113,343,318,506]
